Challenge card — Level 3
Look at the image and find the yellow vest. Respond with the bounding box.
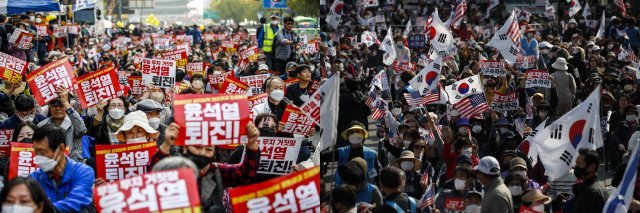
[262,24,280,53]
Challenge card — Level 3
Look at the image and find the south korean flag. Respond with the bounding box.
[534,85,603,181]
[425,9,453,60]
[409,57,443,95]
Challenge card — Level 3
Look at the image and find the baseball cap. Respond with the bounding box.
[286,61,297,70]
[258,64,269,71]
[474,156,501,175]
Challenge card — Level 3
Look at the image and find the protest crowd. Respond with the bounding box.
[320,0,640,212]
[0,5,327,213]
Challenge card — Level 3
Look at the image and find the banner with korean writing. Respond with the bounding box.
[248,93,268,109]
[141,58,176,88]
[229,166,320,212]
[95,142,157,182]
[208,71,233,90]
[491,91,519,111]
[8,142,36,179]
[67,24,80,34]
[392,61,415,72]
[117,71,130,85]
[174,94,251,146]
[525,70,551,88]
[8,28,34,49]
[153,37,171,50]
[284,78,299,89]
[26,58,77,105]
[515,55,537,70]
[35,25,48,36]
[161,49,188,68]
[238,46,260,70]
[481,60,506,77]
[299,86,322,126]
[222,41,238,54]
[257,137,302,175]
[53,26,66,38]
[94,168,201,213]
[185,62,206,78]
[239,73,270,95]
[408,35,426,49]
[77,66,122,108]
[128,76,144,95]
[219,76,250,95]
[304,41,319,54]
[0,129,13,156]
[0,51,28,84]
[279,105,314,136]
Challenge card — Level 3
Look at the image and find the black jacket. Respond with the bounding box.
[568,177,610,213]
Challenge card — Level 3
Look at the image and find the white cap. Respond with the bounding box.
[474,156,501,175]
[258,64,269,71]
[539,41,553,49]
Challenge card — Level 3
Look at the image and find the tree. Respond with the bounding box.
[208,0,318,22]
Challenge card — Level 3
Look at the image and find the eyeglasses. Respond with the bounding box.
[109,104,125,108]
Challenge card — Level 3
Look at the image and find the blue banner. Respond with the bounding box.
[408,35,426,49]
[1,0,60,14]
[263,0,287,9]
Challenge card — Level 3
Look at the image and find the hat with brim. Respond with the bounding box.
[522,189,552,204]
[393,151,422,171]
[552,57,569,70]
[509,157,527,170]
[115,111,160,143]
[340,124,368,140]
[337,161,365,184]
[136,99,164,112]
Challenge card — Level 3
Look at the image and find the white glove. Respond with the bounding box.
[619,144,627,151]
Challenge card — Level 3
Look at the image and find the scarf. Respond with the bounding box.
[106,116,124,132]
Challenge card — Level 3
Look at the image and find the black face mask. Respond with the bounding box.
[573,165,588,179]
[259,127,277,137]
[20,138,32,143]
[184,152,212,169]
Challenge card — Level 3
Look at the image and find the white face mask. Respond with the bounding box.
[271,20,278,25]
[18,114,35,122]
[400,161,414,171]
[472,125,482,133]
[34,148,60,172]
[108,108,125,119]
[542,49,549,54]
[269,89,285,102]
[508,185,523,196]
[454,178,466,191]
[391,108,402,117]
[514,170,527,178]
[35,18,42,23]
[459,127,468,134]
[2,204,35,213]
[348,133,363,145]
[461,148,472,156]
[150,92,164,103]
[538,111,548,118]
[126,137,148,144]
[192,80,204,90]
[403,140,412,148]
[465,205,481,213]
[532,204,544,212]
[626,115,636,122]
[624,85,634,91]
[148,117,161,129]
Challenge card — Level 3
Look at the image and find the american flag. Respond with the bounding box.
[419,183,436,210]
[526,95,535,119]
[454,93,489,118]
[450,0,467,28]
[506,13,522,48]
[403,91,429,106]
[626,45,637,62]
[427,125,443,142]
[424,85,442,104]
[615,0,626,17]
[370,99,387,120]
[366,87,377,107]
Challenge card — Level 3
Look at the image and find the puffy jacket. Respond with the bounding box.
[38,108,88,161]
[31,157,95,212]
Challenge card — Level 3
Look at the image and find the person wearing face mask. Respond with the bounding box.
[550,57,577,115]
[0,95,47,130]
[257,12,281,69]
[473,156,514,213]
[505,173,527,212]
[30,125,95,212]
[519,189,551,213]
[0,176,56,213]
[435,165,483,213]
[443,136,479,180]
[507,157,540,191]
[279,61,297,80]
[556,149,610,212]
[285,65,317,106]
[528,101,551,128]
[180,73,209,94]
[0,122,37,179]
[113,111,159,144]
[36,87,87,162]
[520,28,539,57]
[322,122,380,186]
[273,16,298,75]
[609,105,638,174]
[393,35,411,63]
[136,99,167,147]
[374,166,420,213]
[146,120,261,212]
[621,77,636,94]
[464,190,483,213]
[538,41,553,68]
[337,157,383,208]
[252,77,289,121]
[141,85,171,124]
[31,14,50,64]
[392,151,425,199]
[384,128,420,162]
[562,19,582,43]
[87,97,129,145]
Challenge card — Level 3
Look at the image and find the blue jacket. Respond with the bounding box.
[0,114,48,130]
[520,37,539,57]
[31,157,95,212]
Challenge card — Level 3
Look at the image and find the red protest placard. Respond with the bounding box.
[207,71,233,90]
[444,197,465,211]
[239,73,270,95]
[185,62,206,78]
[76,66,123,108]
[248,93,268,109]
[238,46,259,69]
[304,41,319,54]
[0,51,28,84]
[219,76,250,95]
[141,58,176,88]
[175,43,190,55]
[0,129,13,156]
[8,142,36,179]
[26,58,77,105]
[128,76,144,95]
[35,25,48,36]
[284,78,299,88]
[299,88,322,126]
[53,26,66,38]
[67,24,80,34]
[279,105,315,136]
[221,41,238,54]
[94,168,201,213]
[9,28,34,49]
[161,49,188,68]
[229,167,320,212]
[203,33,215,42]
[174,94,251,146]
[95,142,157,182]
